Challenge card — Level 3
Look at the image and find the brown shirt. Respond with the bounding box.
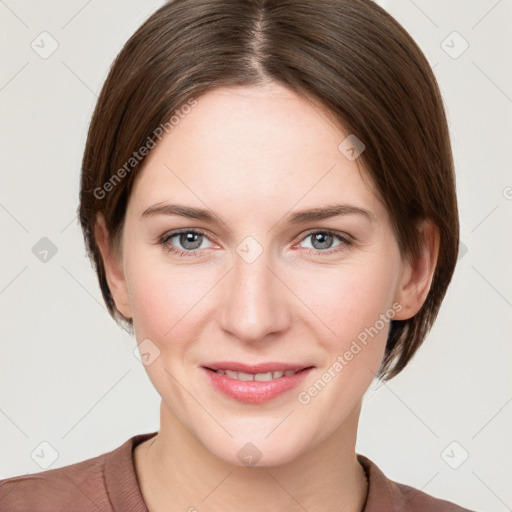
[0,432,474,511]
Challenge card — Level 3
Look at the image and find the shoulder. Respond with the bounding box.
[0,432,153,512]
[0,432,156,511]
[393,480,476,511]
[0,449,110,512]
[358,454,477,512]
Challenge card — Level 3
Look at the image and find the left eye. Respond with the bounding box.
[298,231,350,253]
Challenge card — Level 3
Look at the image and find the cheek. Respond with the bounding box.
[298,256,399,347]
[124,252,215,351]
[294,263,397,416]
[127,267,190,337]
[127,271,171,334]
[124,259,207,404]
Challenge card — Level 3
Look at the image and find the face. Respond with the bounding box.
[100,83,422,466]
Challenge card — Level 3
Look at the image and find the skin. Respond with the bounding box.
[95,82,439,512]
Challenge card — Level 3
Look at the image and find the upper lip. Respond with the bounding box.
[202,361,313,373]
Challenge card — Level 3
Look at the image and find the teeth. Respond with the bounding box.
[255,372,273,382]
[214,369,299,381]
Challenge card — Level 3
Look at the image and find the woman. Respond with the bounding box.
[0,0,474,510]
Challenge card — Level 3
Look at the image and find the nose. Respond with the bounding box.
[217,247,293,344]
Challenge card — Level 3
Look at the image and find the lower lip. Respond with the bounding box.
[202,367,313,404]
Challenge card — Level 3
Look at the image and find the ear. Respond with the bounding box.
[393,220,440,321]
[94,214,132,319]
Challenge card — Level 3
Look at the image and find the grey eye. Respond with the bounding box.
[177,232,204,250]
[310,232,336,250]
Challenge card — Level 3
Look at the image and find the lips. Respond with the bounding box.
[202,361,314,404]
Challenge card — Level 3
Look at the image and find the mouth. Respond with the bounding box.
[201,362,314,404]
[208,368,303,381]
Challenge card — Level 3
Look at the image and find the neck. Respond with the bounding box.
[135,401,368,512]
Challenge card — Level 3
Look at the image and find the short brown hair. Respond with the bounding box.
[78,0,459,380]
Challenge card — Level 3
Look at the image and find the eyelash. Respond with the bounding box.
[158,228,353,258]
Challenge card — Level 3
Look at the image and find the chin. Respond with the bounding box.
[204,434,310,468]
[189,412,322,468]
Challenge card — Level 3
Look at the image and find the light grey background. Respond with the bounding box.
[1,1,511,510]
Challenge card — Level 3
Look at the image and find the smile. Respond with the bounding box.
[202,362,314,404]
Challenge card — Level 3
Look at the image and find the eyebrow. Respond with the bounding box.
[141,202,376,225]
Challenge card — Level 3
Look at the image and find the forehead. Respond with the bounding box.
[128,84,383,220]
